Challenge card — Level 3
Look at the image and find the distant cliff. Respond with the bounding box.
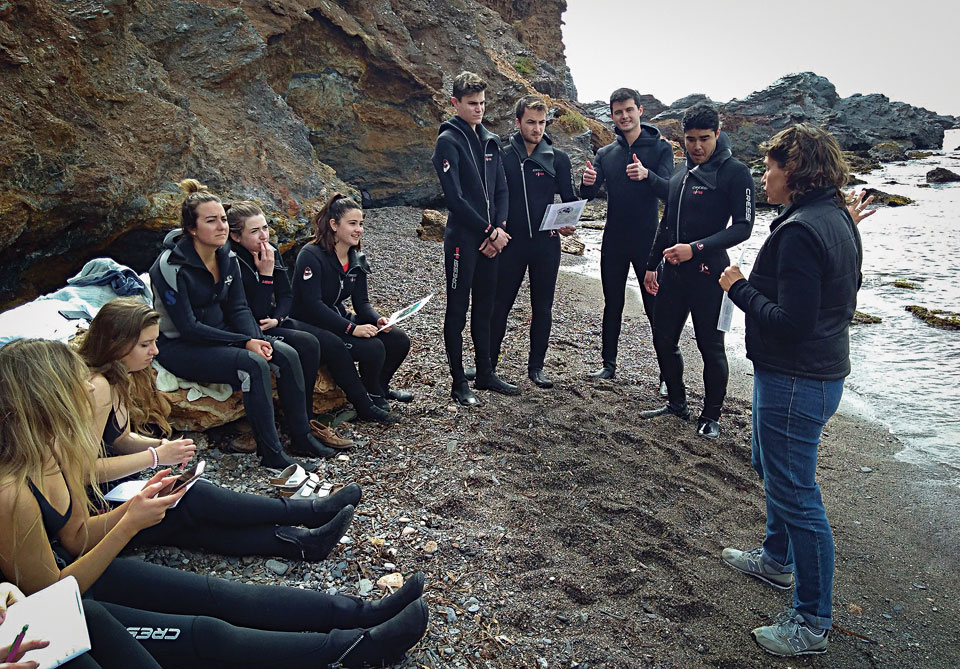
[0,0,593,305]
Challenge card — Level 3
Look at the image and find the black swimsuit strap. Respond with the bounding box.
[27,477,73,538]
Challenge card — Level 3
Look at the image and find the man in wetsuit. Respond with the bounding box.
[432,71,516,406]
[641,104,755,439]
[580,87,674,381]
[488,95,578,389]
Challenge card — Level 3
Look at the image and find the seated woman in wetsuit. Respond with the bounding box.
[149,180,334,469]
[0,339,428,669]
[226,200,390,431]
[79,297,358,561]
[290,193,412,416]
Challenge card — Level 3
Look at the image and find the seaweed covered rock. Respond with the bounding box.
[905,305,960,330]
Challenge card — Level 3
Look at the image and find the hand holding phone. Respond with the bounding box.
[157,460,205,497]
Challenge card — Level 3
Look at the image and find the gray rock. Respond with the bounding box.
[264,559,289,576]
[357,579,374,596]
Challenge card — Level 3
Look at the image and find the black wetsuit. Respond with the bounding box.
[579,123,674,367]
[25,480,411,668]
[99,407,352,559]
[646,131,755,420]
[431,115,509,382]
[490,132,577,373]
[149,230,311,461]
[232,241,321,417]
[290,244,409,399]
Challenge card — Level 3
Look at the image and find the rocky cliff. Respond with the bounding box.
[586,72,959,162]
[0,0,586,306]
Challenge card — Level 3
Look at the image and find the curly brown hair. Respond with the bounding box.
[759,124,850,202]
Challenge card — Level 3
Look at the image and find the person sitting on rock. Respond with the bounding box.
[290,193,412,420]
[227,200,397,426]
[0,338,429,669]
[149,179,335,469]
[79,297,359,562]
[225,200,355,446]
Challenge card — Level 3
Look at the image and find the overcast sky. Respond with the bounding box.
[563,0,960,117]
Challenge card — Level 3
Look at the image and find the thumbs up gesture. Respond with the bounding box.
[626,153,649,181]
[582,159,597,186]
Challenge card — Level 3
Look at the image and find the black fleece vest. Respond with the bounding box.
[745,189,863,380]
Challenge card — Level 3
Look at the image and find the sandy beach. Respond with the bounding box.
[141,206,960,667]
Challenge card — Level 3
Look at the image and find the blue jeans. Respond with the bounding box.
[751,366,844,630]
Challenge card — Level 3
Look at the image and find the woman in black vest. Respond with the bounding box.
[290,194,411,418]
[718,124,863,657]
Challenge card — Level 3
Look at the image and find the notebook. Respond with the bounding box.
[0,576,90,668]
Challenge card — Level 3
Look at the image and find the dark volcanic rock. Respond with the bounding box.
[646,72,957,163]
[926,167,960,183]
[869,142,908,162]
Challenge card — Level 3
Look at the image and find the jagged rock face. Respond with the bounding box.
[0,0,575,306]
[649,73,956,161]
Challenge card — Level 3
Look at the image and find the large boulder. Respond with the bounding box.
[167,365,346,432]
[926,167,960,183]
[416,209,446,242]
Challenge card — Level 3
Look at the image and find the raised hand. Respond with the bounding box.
[253,241,275,276]
[845,189,876,225]
[582,160,597,186]
[626,153,649,181]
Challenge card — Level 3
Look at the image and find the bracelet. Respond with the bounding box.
[148,446,159,469]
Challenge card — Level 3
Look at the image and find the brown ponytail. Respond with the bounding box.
[312,193,362,252]
[178,179,221,232]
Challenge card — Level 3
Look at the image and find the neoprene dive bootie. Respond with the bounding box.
[474,371,520,395]
[332,597,429,668]
[290,433,338,458]
[639,401,691,420]
[450,380,480,406]
[280,482,363,527]
[589,362,616,379]
[339,572,426,628]
[274,505,354,561]
[257,443,303,471]
[528,369,554,389]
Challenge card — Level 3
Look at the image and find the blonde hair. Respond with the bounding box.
[0,340,103,581]
[76,298,171,437]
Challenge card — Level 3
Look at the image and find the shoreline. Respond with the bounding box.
[141,206,960,667]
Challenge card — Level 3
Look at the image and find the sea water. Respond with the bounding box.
[563,129,960,473]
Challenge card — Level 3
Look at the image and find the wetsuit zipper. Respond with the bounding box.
[520,157,533,237]
[675,171,689,247]
[452,124,493,231]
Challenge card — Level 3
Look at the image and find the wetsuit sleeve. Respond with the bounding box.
[293,250,357,336]
[646,201,670,271]
[351,273,381,325]
[578,151,605,199]
[555,152,578,203]
[728,226,821,339]
[272,263,293,322]
[645,141,674,200]
[493,155,509,228]
[432,135,495,236]
[160,270,251,345]
[690,163,755,258]
[223,260,263,339]
[241,264,275,321]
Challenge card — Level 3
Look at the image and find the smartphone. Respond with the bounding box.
[158,460,205,497]
[58,309,91,320]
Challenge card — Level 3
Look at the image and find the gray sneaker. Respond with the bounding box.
[752,609,828,656]
[721,546,794,590]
